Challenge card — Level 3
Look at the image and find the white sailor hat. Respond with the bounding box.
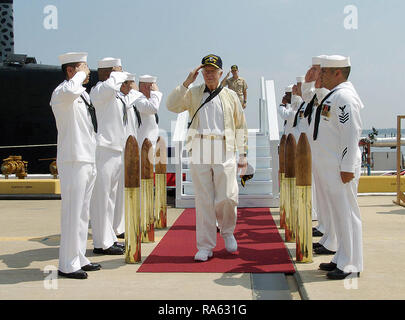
[312,55,328,66]
[320,55,351,68]
[139,74,157,83]
[123,72,136,82]
[285,85,293,93]
[296,76,305,83]
[98,57,122,68]
[58,52,87,65]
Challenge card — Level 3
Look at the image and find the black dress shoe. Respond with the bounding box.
[313,242,323,249]
[58,269,88,279]
[319,262,337,271]
[314,245,336,255]
[117,232,125,239]
[312,228,323,237]
[81,263,101,272]
[327,268,360,280]
[93,245,124,255]
[114,241,125,248]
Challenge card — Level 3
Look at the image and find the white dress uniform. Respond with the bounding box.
[135,90,163,149]
[277,102,294,136]
[310,71,364,272]
[89,69,142,249]
[122,72,139,140]
[298,83,330,225]
[277,85,302,137]
[291,100,307,142]
[50,54,97,274]
[307,88,339,252]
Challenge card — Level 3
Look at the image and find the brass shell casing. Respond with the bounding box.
[279,173,286,229]
[295,186,313,263]
[141,178,154,243]
[125,187,141,264]
[154,173,167,229]
[285,177,296,243]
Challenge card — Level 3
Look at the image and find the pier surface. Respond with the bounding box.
[0,195,403,300]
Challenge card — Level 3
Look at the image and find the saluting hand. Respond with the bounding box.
[281,95,289,105]
[292,85,298,96]
[76,63,90,77]
[297,82,302,97]
[305,67,317,83]
[183,65,203,88]
[130,81,139,91]
[76,63,90,84]
[151,83,159,92]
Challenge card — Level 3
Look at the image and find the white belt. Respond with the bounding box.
[196,134,225,140]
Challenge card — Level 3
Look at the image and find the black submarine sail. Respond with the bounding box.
[0,0,97,174]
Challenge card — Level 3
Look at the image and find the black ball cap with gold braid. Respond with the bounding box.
[201,54,222,69]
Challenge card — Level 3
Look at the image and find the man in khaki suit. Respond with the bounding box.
[222,65,248,109]
[167,54,248,262]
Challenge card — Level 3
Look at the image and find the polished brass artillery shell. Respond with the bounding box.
[280,173,286,229]
[124,135,141,263]
[154,136,167,229]
[295,186,312,262]
[125,187,141,263]
[154,174,167,229]
[295,133,312,262]
[279,134,287,229]
[141,178,154,242]
[141,139,154,243]
[285,177,296,243]
[285,134,297,243]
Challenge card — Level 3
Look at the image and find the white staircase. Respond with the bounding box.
[172,78,280,208]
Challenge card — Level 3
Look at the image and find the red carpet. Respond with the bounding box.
[137,208,295,273]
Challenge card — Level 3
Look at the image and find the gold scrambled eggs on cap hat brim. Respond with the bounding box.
[201,54,222,69]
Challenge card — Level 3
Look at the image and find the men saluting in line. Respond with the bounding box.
[89,58,142,255]
[50,52,101,279]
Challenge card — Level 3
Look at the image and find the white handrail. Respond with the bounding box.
[264,79,280,197]
[264,80,280,141]
[172,111,189,142]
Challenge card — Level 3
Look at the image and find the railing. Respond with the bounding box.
[172,111,189,207]
[261,78,280,197]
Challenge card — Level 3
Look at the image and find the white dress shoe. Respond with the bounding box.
[224,235,237,253]
[194,250,213,262]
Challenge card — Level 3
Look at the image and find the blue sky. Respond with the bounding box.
[13,0,405,132]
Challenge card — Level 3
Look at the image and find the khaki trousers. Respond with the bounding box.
[190,137,239,252]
